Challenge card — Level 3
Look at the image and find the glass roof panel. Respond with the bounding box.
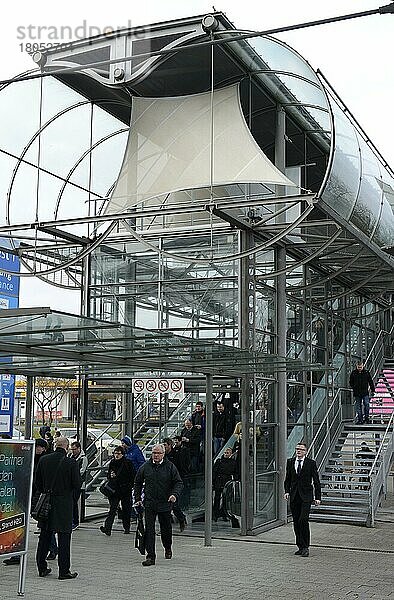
[0,307,324,377]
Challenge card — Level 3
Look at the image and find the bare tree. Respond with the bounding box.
[34,378,73,425]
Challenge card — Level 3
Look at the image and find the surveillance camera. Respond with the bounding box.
[202,15,219,32]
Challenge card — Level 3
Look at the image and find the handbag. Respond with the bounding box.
[99,480,116,498]
[31,456,65,522]
[100,460,127,497]
[31,491,51,521]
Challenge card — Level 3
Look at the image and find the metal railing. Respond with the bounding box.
[142,392,196,455]
[308,388,346,470]
[364,325,394,381]
[368,410,394,527]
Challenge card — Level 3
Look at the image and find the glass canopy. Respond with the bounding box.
[0,307,323,378]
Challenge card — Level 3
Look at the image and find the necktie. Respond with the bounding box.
[297,460,302,474]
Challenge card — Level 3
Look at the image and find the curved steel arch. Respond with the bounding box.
[6,100,92,227]
[121,199,315,265]
[53,126,128,220]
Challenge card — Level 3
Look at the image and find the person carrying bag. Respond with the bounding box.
[99,479,116,498]
[31,457,65,522]
[99,446,136,536]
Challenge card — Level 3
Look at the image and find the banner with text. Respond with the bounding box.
[0,243,20,437]
[0,440,34,557]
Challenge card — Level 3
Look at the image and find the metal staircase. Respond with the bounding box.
[310,363,394,527]
[313,423,387,525]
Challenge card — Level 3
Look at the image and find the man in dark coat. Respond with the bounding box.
[213,402,232,455]
[190,401,205,434]
[212,447,237,521]
[180,419,201,472]
[284,442,321,557]
[163,437,188,531]
[134,443,183,566]
[34,436,81,579]
[349,360,375,424]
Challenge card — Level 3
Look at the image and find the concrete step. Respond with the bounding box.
[335,438,382,443]
[321,481,370,490]
[321,496,368,505]
[322,472,372,481]
[326,458,373,466]
[344,422,386,427]
[331,449,380,456]
[313,503,368,519]
[310,512,367,525]
[320,486,368,495]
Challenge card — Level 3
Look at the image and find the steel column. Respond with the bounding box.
[79,375,89,522]
[275,105,288,524]
[24,376,34,439]
[240,230,254,534]
[204,372,213,546]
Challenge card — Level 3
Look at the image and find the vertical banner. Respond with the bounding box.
[0,244,20,437]
[0,440,34,557]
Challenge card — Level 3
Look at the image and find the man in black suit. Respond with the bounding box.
[34,436,81,579]
[284,442,321,557]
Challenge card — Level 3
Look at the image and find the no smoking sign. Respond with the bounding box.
[132,378,184,396]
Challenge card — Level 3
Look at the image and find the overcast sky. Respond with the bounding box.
[2,0,393,312]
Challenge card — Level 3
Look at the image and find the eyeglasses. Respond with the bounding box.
[152,451,164,455]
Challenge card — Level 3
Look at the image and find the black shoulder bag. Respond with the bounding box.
[31,456,65,522]
[100,460,127,498]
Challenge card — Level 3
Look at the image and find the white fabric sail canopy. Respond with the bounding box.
[106,84,295,214]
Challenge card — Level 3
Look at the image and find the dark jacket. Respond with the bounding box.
[34,447,82,533]
[106,456,135,497]
[349,368,375,397]
[356,444,374,468]
[284,456,321,503]
[39,425,51,439]
[32,450,46,495]
[180,426,201,455]
[190,410,205,436]
[213,456,237,491]
[134,457,183,512]
[213,411,232,440]
[167,446,190,477]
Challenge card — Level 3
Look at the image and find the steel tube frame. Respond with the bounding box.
[204,372,213,546]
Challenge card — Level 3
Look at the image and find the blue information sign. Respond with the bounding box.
[0,249,20,298]
[0,243,20,437]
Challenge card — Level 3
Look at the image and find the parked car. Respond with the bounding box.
[54,427,114,459]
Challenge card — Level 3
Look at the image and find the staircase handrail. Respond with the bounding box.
[308,388,347,470]
[369,410,394,476]
[141,392,195,453]
[364,324,394,380]
[85,412,124,458]
[368,410,394,527]
[84,392,146,457]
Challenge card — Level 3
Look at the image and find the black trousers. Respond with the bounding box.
[36,525,71,576]
[144,508,172,560]
[290,491,312,550]
[213,487,224,519]
[72,489,81,525]
[104,494,131,532]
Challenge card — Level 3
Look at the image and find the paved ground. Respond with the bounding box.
[2,511,393,600]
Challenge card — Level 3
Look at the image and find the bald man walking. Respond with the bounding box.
[34,436,81,579]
